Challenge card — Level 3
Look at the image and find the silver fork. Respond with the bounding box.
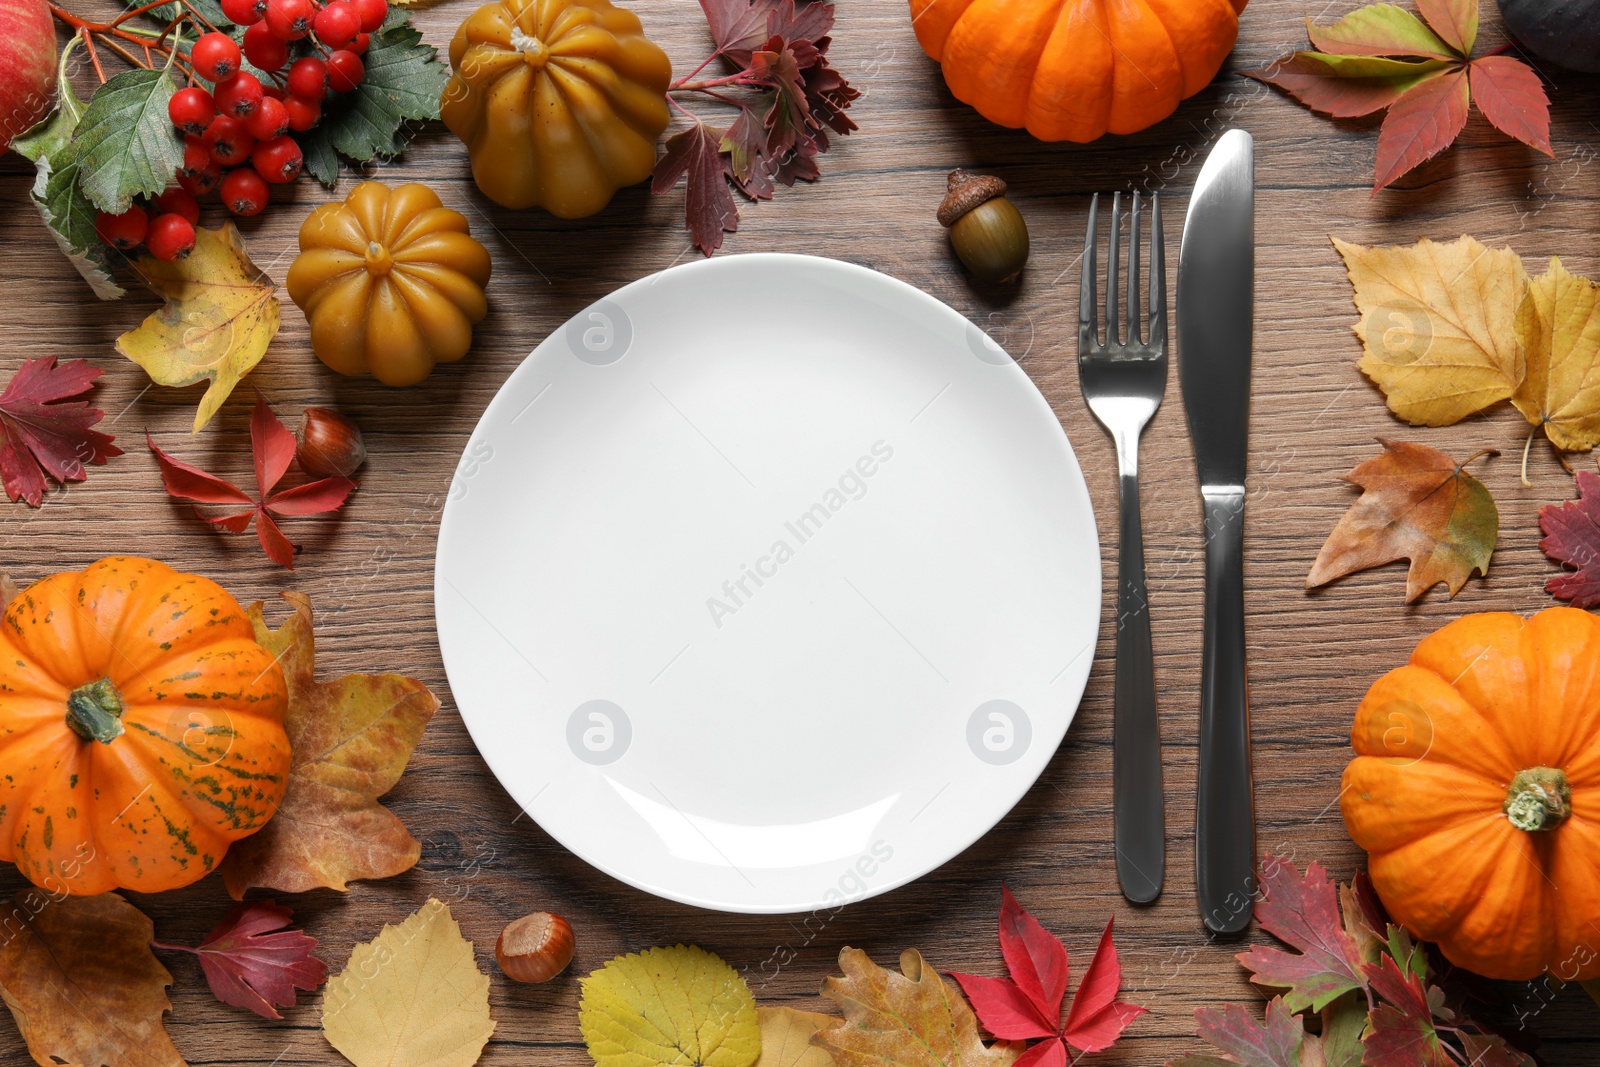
[1078,191,1167,905]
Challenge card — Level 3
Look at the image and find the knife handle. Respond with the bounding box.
[1197,485,1255,934]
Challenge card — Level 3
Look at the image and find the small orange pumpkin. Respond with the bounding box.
[0,557,290,895]
[909,0,1248,142]
[1343,607,1600,980]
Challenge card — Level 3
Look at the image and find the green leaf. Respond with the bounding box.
[1293,51,1453,79]
[73,67,185,213]
[1308,5,1458,59]
[297,9,448,186]
[1316,993,1366,1067]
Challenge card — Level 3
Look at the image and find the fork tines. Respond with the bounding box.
[1079,191,1165,355]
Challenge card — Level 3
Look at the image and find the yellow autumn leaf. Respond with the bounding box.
[1513,257,1600,452]
[1334,235,1527,427]
[321,898,494,1067]
[580,945,761,1067]
[116,222,279,432]
[757,1007,839,1067]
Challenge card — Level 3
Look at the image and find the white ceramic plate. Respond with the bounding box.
[434,253,1100,914]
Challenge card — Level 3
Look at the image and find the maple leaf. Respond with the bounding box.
[1246,0,1551,192]
[153,900,327,1020]
[1307,440,1498,602]
[1363,956,1452,1066]
[0,355,121,507]
[1333,235,1527,427]
[148,396,355,569]
[116,223,279,432]
[1539,469,1600,607]
[1512,258,1600,456]
[322,898,494,1067]
[581,945,761,1067]
[0,891,185,1067]
[951,888,1145,1060]
[815,947,1022,1067]
[219,591,439,897]
[1236,856,1370,1012]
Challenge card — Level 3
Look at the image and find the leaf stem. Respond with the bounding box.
[672,71,760,92]
[1522,424,1537,486]
[671,49,726,89]
[149,939,199,955]
[79,27,107,83]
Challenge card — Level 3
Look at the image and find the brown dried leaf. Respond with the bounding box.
[760,1007,841,1067]
[219,592,438,897]
[0,891,185,1067]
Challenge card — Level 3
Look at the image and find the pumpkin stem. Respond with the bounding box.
[65,678,125,744]
[1504,767,1571,832]
[364,241,393,276]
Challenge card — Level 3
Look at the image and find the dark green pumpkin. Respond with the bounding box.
[1498,0,1600,73]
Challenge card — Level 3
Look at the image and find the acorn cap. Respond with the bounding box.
[938,170,1008,227]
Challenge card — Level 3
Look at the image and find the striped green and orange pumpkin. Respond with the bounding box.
[0,557,290,895]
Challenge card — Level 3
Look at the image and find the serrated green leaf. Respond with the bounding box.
[297,10,448,187]
[1307,5,1457,60]
[73,67,185,213]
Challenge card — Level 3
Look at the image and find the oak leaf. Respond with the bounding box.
[1307,440,1497,602]
[759,1007,841,1067]
[0,355,121,507]
[814,947,1021,1067]
[116,223,279,432]
[154,899,327,1020]
[580,945,761,1067]
[218,591,438,898]
[1539,469,1600,608]
[1513,258,1600,453]
[0,891,185,1067]
[1334,235,1527,426]
[322,898,494,1067]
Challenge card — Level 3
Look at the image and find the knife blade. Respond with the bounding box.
[1177,128,1256,935]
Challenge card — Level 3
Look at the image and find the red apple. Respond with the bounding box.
[0,0,57,153]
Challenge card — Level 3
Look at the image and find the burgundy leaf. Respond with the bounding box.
[1541,470,1600,607]
[1365,954,1435,1020]
[159,900,328,1020]
[256,511,297,569]
[950,972,1058,1040]
[1415,0,1477,56]
[1236,856,1368,1012]
[655,122,740,255]
[767,0,835,51]
[1244,54,1448,119]
[1373,65,1470,191]
[265,477,357,516]
[699,0,778,62]
[1468,56,1552,156]
[1062,919,1145,1052]
[751,45,812,159]
[148,434,256,506]
[997,885,1069,1022]
[1190,999,1306,1067]
[251,396,296,498]
[722,105,774,199]
[0,356,121,507]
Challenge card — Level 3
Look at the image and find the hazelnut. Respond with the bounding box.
[938,169,1029,284]
[296,407,367,479]
[495,910,574,983]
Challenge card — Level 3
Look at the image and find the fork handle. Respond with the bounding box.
[1111,435,1164,904]
[1196,486,1255,933]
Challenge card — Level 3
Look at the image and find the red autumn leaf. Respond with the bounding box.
[654,122,741,256]
[1362,956,1451,1067]
[0,356,122,507]
[1468,55,1553,156]
[153,900,327,1020]
[1235,856,1370,1012]
[1414,0,1477,55]
[1244,54,1449,118]
[1373,66,1469,191]
[1540,470,1600,607]
[148,396,356,569]
[1175,999,1309,1067]
[952,888,1144,1063]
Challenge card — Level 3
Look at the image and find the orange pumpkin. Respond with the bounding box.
[0,557,290,895]
[909,0,1248,142]
[1343,608,1600,980]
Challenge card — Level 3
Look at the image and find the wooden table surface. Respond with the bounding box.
[3,0,1599,1063]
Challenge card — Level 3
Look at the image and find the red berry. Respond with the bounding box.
[263,82,285,100]
[326,50,364,93]
[312,1,359,48]
[167,86,216,136]
[220,0,267,23]
[153,187,201,224]
[242,20,289,71]
[203,114,255,167]
[94,205,148,250]
[214,72,264,120]
[245,95,290,139]
[221,166,270,216]
[178,161,223,197]
[349,31,369,54]
[285,56,328,100]
[146,213,198,261]
[251,134,303,183]
[283,93,321,131]
[264,0,313,40]
[351,0,386,33]
[191,31,242,81]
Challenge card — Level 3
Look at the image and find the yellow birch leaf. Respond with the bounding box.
[1334,235,1527,426]
[758,1007,840,1067]
[1512,257,1600,452]
[321,898,494,1067]
[116,222,279,432]
[580,945,761,1067]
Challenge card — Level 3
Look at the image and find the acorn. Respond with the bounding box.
[295,407,367,479]
[938,170,1029,284]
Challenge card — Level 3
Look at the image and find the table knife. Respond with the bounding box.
[1177,129,1256,935]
